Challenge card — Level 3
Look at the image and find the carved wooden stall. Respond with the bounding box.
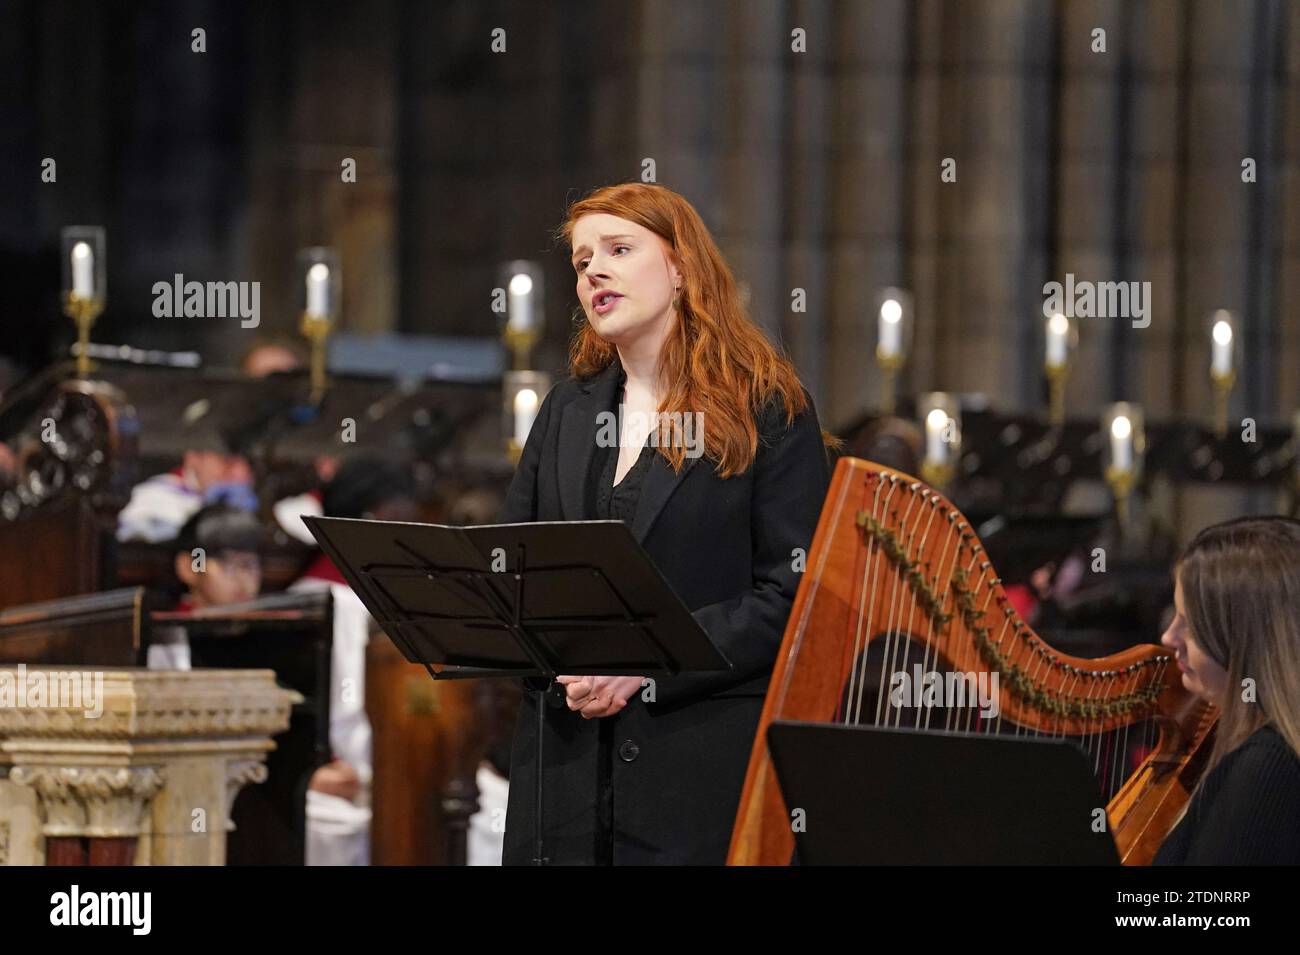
[0,376,137,609]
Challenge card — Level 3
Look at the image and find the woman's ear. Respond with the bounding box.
[665,247,683,291]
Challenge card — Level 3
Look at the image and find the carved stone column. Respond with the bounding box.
[0,667,295,865]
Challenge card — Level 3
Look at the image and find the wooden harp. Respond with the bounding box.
[728,457,1217,865]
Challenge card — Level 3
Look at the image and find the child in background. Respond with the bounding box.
[148,504,263,669]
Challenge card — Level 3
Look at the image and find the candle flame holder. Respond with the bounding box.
[920,459,955,490]
[299,311,332,403]
[1211,369,1235,440]
[64,292,105,379]
[1046,362,1070,429]
[1105,466,1136,538]
[505,324,539,372]
[876,349,905,416]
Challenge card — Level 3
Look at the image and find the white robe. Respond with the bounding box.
[289,576,374,866]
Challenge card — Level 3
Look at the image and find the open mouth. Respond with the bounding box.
[593,292,622,314]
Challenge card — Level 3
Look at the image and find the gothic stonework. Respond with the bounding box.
[223,759,270,832]
[0,668,294,864]
[0,668,296,739]
[9,765,164,837]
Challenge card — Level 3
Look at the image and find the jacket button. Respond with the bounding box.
[618,740,640,762]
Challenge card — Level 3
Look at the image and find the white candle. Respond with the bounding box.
[306,263,331,316]
[1046,312,1069,368]
[71,242,94,298]
[508,273,534,334]
[1211,318,1233,376]
[514,388,539,445]
[879,298,902,359]
[1110,415,1133,472]
[925,408,948,464]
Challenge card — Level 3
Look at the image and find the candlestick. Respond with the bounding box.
[1211,318,1233,376]
[71,242,94,299]
[1104,466,1136,539]
[299,310,332,402]
[878,299,902,360]
[508,273,534,335]
[1045,312,1069,369]
[63,293,104,379]
[924,408,948,464]
[1211,369,1235,440]
[1046,364,1069,428]
[513,387,539,447]
[918,396,959,488]
[1110,415,1133,472]
[306,263,330,317]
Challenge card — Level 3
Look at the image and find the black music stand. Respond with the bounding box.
[302,516,730,865]
[767,721,1120,865]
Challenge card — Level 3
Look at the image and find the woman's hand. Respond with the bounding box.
[556,675,644,719]
[309,759,362,800]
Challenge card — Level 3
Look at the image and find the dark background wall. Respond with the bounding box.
[2,0,1297,432]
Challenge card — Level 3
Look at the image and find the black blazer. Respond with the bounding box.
[498,358,832,864]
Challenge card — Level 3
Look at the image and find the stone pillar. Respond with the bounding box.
[0,667,295,866]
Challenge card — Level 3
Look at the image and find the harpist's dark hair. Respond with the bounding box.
[1177,516,1300,773]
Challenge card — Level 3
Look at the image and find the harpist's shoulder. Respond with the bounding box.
[1230,726,1300,779]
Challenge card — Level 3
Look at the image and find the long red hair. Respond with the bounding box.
[558,182,830,477]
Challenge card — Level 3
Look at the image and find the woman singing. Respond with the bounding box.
[498,182,834,865]
[1155,516,1300,864]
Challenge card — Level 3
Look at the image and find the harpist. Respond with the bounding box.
[1154,517,1300,865]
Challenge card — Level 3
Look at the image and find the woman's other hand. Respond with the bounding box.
[556,674,645,719]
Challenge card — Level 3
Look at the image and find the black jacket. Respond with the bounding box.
[498,359,832,864]
[1155,725,1300,864]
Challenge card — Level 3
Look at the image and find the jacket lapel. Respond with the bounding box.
[629,450,698,545]
[556,361,623,521]
[556,358,703,540]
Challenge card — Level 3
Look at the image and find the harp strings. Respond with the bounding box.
[844,473,1167,803]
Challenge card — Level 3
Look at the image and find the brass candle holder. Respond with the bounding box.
[299,311,332,402]
[503,369,549,465]
[920,459,955,490]
[876,350,904,416]
[64,292,104,379]
[1046,362,1070,428]
[505,324,539,372]
[1211,369,1235,440]
[1105,466,1136,537]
